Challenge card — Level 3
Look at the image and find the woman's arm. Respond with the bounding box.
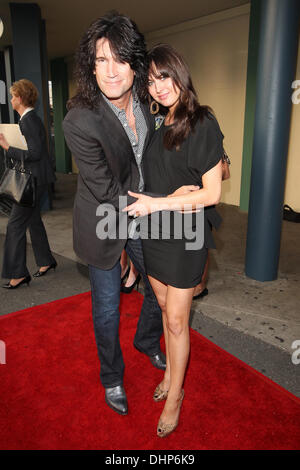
[123,160,222,217]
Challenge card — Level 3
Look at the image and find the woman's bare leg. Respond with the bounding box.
[120,249,128,279]
[148,275,170,391]
[159,285,194,425]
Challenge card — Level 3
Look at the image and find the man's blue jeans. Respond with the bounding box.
[89,237,163,388]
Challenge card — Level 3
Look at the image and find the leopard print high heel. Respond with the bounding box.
[153,383,169,402]
[157,390,184,438]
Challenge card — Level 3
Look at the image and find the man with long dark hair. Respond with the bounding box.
[62,12,167,416]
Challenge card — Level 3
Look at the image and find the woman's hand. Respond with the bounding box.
[123,186,202,217]
[0,133,9,151]
[123,191,161,217]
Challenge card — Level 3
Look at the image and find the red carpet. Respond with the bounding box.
[0,290,299,450]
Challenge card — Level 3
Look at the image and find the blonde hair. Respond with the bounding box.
[10,79,38,107]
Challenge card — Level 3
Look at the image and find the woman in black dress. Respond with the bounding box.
[0,79,56,289]
[124,44,223,437]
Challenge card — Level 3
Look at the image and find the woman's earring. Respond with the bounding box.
[150,101,159,115]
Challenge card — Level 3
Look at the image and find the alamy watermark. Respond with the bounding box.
[0,340,6,365]
[292,80,300,104]
[291,340,300,365]
[95,196,205,250]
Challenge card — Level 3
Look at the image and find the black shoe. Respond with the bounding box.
[134,343,167,371]
[193,287,208,300]
[121,274,141,294]
[33,261,57,278]
[105,385,128,415]
[149,352,166,370]
[2,275,31,289]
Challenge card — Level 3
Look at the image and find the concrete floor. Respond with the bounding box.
[0,172,300,397]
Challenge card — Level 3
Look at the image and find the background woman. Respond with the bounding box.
[0,79,56,289]
[124,44,223,437]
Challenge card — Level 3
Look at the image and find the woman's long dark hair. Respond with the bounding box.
[67,11,148,110]
[146,44,212,150]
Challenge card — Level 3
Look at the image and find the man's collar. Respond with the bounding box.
[101,88,138,115]
[20,107,34,120]
[101,92,124,116]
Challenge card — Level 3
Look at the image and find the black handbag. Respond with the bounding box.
[0,196,13,216]
[0,155,36,207]
[222,149,231,181]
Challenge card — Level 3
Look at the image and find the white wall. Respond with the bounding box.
[146,5,250,206]
[146,4,300,210]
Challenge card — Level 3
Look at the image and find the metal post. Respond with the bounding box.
[245,0,300,281]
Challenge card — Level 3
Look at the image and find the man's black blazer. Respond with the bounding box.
[7,110,55,187]
[63,95,155,270]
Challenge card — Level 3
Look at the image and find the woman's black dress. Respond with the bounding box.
[141,114,224,289]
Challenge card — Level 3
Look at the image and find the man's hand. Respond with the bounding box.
[0,133,9,151]
[168,185,199,197]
